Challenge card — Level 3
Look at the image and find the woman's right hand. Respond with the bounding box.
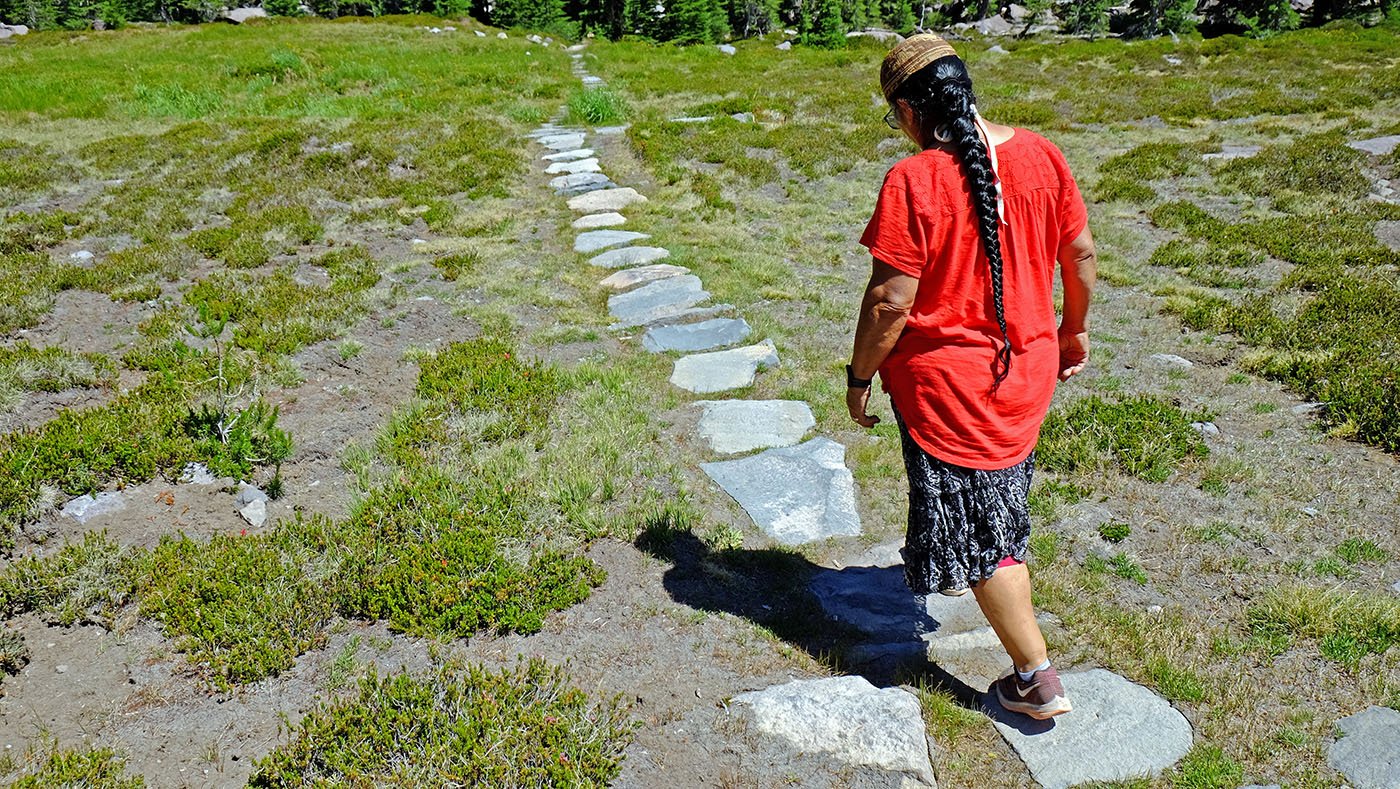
[1057,326,1089,381]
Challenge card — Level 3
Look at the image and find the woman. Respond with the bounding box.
[846,34,1097,721]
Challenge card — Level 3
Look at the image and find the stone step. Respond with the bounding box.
[729,676,936,788]
[670,339,777,394]
[539,132,586,150]
[988,668,1193,789]
[550,171,611,192]
[701,436,861,545]
[573,211,627,230]
[1328,706,1400,789]
[543,147,595,162]
[599,263,689,291]
[575,229,649,254]
[642,317,751,353]
[568,187,647,213]
[589,245,670,268]
[694,399,815,454]
[606,275,709,328]
[545,157,601,175]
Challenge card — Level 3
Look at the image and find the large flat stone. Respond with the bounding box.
[1328,706,1400,789]
[671,340,778,394]
[989,669,1193,789]
[542,147,594,162]
[730,676,936,787]
[599,263,689,290]
[695,399,814,454]
[539,132,586,150]
[701,436,861,545]
[557,179,617,197]
[526,126,579,139]
[568,187,647,213]
[1376,219,1400,251]
[1348,135,1400,156]
[545,157,601,175]
[589,245,670,268]
[550,172,611,192]
[575,229,649,253]
[573,212,626,230]
[606,275,709,327]
[642,317,751,353]
[630,303,735,328]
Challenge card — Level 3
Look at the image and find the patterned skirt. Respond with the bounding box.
[893,409,1035,596]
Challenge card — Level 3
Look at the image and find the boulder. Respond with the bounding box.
[974,15,1014,35]
[221,7,268,23]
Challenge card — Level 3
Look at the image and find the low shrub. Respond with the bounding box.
[1039,394,1210,482]
[250,659,633,788]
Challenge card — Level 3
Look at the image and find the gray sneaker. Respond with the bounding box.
[993,664,1072,720]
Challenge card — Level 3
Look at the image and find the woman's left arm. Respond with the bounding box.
[847,259,919,427]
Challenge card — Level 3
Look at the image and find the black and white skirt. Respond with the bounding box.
[893,409,1035,596]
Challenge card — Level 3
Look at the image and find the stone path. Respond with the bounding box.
[1328,706,1400,789]
[528,49,1205,789]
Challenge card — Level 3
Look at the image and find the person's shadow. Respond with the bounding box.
[635,527,988,711]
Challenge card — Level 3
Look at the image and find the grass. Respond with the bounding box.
[0,342,115,411]
[1,740,145,788]
[567,87,629,125]
[250,659,634,787]
[1038,394,1211,482]
[1249,586,1400,665]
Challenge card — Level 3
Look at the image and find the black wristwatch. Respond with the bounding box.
[846,364,872,389]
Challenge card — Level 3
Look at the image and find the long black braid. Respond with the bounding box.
[893,56,1013,389]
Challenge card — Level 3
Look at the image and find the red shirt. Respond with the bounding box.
[859,128,1087,470]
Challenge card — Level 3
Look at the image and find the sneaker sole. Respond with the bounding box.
[996,686,1073,720]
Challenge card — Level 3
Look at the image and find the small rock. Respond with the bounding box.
[589,245,669,269]
[729,676,935,785]
[717,44,736,55]
[572,212,626,230]
[497,31,507,38]
[988,44,1009,54]
[1190,421,1220,437]
[669,116,714,124]
[671,340,778,394]
[1391,580,1400,595]
[69,250,95,262]
[234,484,269,509]
[730,112,755,123]
[776,40,792,50]
[1163,54,1182,65]
[1301,507,1319,517]
[239,499,267,529]
[1328,706,1400,789]
[61,492,126,524]
[1005,3,1029,20]
[1149,353,1193,369]
[594,125,631,136]
[474,29,485,36]
[1146,604,1163,614]
[56,665,68,674]
[695,400,815,454]
[1291,402,1325,415]
[702,437,862,545]
[179,462,217,485]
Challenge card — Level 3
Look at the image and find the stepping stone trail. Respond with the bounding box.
[573,211,627,229]
[600,263,689,290]
[695,399,814,453]
[670,340,778,393]
[642,317,751,353]
[575,229,648,253]
[589,245,671,268]
[568,187,648,212]
[607,275,710,327]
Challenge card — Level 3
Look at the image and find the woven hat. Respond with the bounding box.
[880,34,960,101]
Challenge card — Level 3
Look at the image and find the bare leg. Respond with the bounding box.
[970,562,1047,672]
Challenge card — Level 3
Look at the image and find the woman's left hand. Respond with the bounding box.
[847,386,880,428]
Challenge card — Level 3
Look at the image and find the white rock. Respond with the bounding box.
[988,44,1009,54]
[1291,401,1325,415]
[1328,706,1400,789]
[776,41,792,50]
[239,499,267,528]
[717,44,736,55]
[69,250,95,261]
[221,6,267,23]
[669,116,714,124]
[542,147,595,162]
[179,462,217,485]
[991,669,1193,789]
[730,676,935,785]
[1347,135,1400,156]
[474,29,485,36]
[568,187,647,213]
[1189,421,1219,437]
[234,484,269,509]
[545,157,601,175]
[61,492,125,524]
[671,340,778,394]
[594,125,631,136]
[539,133,586,151]
[695,400,815,454]
[497,31,507,38]
[1148,353,1193,369]
[589,245,669,268]
[599,263,688,290]
[575,229,649,253]
[701,436,861,545]
[572,212,626,230]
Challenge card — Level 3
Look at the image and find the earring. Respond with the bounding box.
[933,125,953,143]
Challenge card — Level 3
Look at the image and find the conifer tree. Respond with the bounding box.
[800,0,845,45]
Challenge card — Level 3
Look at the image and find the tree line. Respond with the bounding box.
[2,0,1396,47]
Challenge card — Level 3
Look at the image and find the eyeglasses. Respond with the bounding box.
[883,108,899,129]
